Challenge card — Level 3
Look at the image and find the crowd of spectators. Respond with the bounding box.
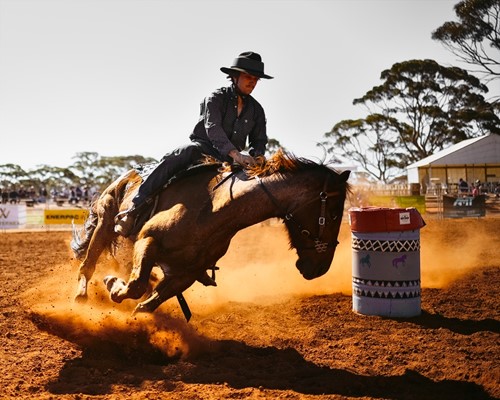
[455,179,500,197]
[0,185,97,205]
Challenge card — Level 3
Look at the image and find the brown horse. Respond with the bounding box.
[71,151,350,317]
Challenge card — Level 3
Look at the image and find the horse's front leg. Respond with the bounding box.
[104,236,158,303]
[75,194,117,302]
[133,272,198,314]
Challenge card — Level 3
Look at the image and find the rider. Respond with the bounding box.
[114,51,273,237]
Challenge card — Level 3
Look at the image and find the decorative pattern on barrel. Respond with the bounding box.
[349,207,426,318]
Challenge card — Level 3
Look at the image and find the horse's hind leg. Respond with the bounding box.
[105,236,158,304]
[75,194,117,302]
[133,272,197,314]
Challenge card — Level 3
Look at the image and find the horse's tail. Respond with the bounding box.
[70,193,100,260]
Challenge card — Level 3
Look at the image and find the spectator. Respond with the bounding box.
[472,180,481,197]
[458,178,468,194]
[9,187,19,204]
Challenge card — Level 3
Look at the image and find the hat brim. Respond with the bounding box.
[220,66,273,79]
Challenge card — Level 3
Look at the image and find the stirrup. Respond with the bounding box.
[114,209,130,224]
[114,214,136,237]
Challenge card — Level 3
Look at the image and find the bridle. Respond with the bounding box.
[255,173,342,253]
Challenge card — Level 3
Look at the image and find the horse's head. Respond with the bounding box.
[248,150,351,280]
[284,168,350,280]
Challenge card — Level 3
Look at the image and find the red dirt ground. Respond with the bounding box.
[0,218,498,399]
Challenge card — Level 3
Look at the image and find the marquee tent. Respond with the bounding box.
[406,134,500,191]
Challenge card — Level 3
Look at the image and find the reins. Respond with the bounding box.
[255,173,341,253]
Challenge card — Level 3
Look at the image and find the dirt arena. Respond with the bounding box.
[0,217,498,399]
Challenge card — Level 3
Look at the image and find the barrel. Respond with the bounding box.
[348,207,425,317]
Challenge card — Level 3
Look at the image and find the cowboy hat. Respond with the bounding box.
[220,51,273,79]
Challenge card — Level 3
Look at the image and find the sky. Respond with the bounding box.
[1,0,496,171]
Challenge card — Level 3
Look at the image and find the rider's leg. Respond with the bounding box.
[114,142,206,236]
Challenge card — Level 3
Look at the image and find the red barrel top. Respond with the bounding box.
[348,207,425,233]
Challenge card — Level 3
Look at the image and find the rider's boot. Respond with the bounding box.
[114,200,147,237]
[114,208,138,237]
[114,193,155,237]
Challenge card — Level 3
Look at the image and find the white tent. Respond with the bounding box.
[406,134,500,187]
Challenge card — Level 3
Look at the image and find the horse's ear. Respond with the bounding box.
[339,170,350,182]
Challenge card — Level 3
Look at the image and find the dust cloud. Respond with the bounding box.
[184,221,354,309]
[185,217,499,308]
[24,218,498,359]
[24,258,212,360]
[24,221,353,360]
[420,218,498,287]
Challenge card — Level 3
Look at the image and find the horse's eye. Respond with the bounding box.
[301,229,310,237]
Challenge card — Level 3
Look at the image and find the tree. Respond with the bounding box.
[321,114,404,183]
[0,164,28,187]
[265,138,285,157]
[321,59,500,182]
[0,152,158,196]
[28,165,79,189]
[70,152,157,188]
[432,0,500,82]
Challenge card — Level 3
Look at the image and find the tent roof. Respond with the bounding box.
[407,134,500,168]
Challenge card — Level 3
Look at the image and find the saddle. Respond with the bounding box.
[128,161,225,237]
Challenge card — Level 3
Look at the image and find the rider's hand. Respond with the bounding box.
[254,154,266,166]
[229,150,256,167]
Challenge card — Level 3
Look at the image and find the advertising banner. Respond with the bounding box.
[0,205,26,229]
[443,195,486,218]
[44,209,89,225]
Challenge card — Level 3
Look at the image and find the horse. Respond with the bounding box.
[392,254,407,268]
[360,254,371,268]
[71,150,350,318]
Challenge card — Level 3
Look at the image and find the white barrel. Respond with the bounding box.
[349,207,425,317]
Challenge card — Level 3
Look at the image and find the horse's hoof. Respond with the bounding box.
[75,275,88,303]
[103,275,118,292]
[197,271,217,287]
[132,303,152,315]
[132,292,161,315]
[132,303,158,316]
[74,293,88,303]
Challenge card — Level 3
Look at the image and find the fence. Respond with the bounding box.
[349,183,499,219]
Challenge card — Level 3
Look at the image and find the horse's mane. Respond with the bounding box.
[205,148,328,178]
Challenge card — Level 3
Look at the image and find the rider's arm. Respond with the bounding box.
[202,89,239,157]
[247,99,268,157]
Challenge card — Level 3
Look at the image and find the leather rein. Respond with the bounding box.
[255,173,342,253]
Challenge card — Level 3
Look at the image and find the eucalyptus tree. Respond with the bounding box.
[70,152,157,189]
[321,114,404,183]
[321,59,499,182]
[432,0,500,82]
[0,164,28,186]
[265,138,284,157]
[28,165,79,189]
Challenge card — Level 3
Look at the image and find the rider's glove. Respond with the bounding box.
[229,150,256,167]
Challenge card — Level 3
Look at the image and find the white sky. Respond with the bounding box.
[1,0,496,171]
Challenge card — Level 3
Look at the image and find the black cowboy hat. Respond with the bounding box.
[220,51,273,79]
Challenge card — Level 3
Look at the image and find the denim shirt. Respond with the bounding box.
[189,85,268,160]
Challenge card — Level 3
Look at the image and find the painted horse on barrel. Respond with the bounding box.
[71,150,350,317]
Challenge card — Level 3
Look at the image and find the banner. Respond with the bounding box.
[0,205,26,229]
[44,209,89,225]
[443,195,486,218]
